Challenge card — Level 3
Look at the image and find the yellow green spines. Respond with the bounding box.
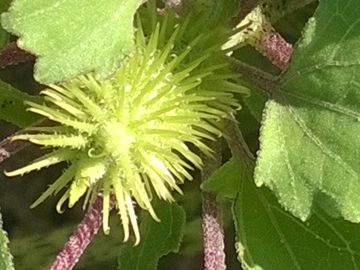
[5,7,248,244]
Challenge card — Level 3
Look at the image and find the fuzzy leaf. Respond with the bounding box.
[0,213,14,270]
[1,0,142,83]
[0,0,11,51]
[118,201,185,270]
[0,80,40,127]
[255,0,360,222]
[207,158,360,270]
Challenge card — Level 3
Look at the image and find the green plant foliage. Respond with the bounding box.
[118,201,185,270]
[4,5,244,244]
[0,80,40,127]
[202,158,244,200]
[205,158,360,270]
[2,0,360,269]
[242,88,268,123]
[0,213,14,270]
[1,0,142,84]
[0,0,11,51]
[255,0,360,222]
[191,0,240,27]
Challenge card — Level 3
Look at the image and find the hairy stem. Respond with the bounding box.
[230,57,278,93]
[50,196,115,270]
[261,30,293,70]
[201,140,226,270]
[228,0,297,70]
[0,119,52,165]
[223,118,255,164]
[0,136,30,164]
[0,42,34,68]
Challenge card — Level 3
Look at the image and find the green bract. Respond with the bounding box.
[5,7,248,244]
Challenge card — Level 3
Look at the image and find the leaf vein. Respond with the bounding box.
[280,95,358,179]
[279,89,360,120]
[256,189,302,270]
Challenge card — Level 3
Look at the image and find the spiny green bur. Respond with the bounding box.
[5,6,248,244]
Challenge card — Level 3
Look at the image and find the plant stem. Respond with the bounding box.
[50,195,115,270]
[242,5,293,69]
[0,136,29,164]
[230,57,278,94]
[223,118,255,164]
[201,140,226,270]
[0,42,34,68]
[0,119,52,165]
[223,118,255,162]
[228,0,296,70]
[261,30,293,70]
[202,193,226,270]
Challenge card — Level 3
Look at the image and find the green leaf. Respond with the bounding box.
[255,0,360,222]
[202,158,243,200]
[0,213,14,270]
[118,201,185,270]
[0,80,40,127]
[1,0,142,84]
[207,158,360,270]
[242,88,268,123]
[0,0,11,51]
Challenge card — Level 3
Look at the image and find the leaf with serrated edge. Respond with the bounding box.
[255,0,360,222]
[1,0,142,84]
[206,158,360,270]
[118,201,185,270]
[0,80,40,127]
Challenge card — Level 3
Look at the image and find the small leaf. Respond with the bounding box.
[255,0,360,222]
[118,201,185,270]
[242,88,268,123]
[1,0,142,83]
[0,0,11,51]
[0,212,14,270]
[207,158,360,270]
[0,80,40,127]
[201,158,243,200]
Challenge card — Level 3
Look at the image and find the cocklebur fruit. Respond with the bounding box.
[5,7,248,244]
